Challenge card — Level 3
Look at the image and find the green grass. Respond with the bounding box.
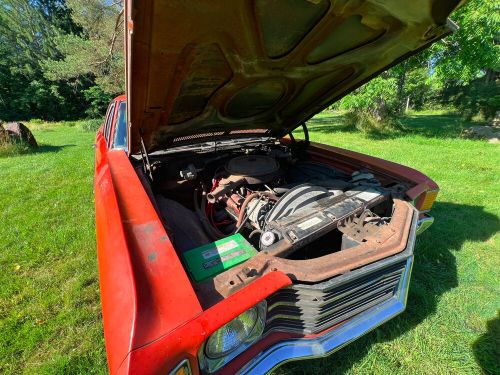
[0,123,106,374]
[0,141,32,158]
[0,114,499,374]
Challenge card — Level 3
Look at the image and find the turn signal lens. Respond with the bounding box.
[416,190,438,212]
[169,359,191,375]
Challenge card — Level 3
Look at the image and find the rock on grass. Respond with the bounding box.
[3,122,38,148]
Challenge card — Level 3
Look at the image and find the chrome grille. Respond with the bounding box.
[265,260,408,334]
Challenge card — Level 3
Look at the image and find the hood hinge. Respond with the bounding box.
[302,123,310,144]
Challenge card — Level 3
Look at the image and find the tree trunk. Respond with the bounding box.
[484,68,497,83]
[370,98,387,122]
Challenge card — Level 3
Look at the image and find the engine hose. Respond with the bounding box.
[194,188,225,240]
[236,191,277,227]
[249,229,262,240]
[235,195,264,233]
[272,187,291,195]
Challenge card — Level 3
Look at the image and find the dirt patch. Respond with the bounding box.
[462,124,500,144]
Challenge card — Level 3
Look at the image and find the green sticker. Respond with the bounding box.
[182,233,257,282]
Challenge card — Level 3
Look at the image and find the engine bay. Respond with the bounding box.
[140,140,412,294]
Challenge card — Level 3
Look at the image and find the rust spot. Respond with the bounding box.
[159,235,169,242]
[204,199,415,299]
[148,252,158,262]
[142,223,155,234]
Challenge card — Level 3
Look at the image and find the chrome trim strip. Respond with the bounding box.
[416,215,434,235]
[237,256,414,375]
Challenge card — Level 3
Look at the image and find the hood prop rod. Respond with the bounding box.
[302,123,310,144]
[139,131,153,181]
[289,123,309,144]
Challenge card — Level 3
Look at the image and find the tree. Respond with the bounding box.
[338,0,499,125]
[43,0,124,94]
[0,0,88,120]
[0,0,122,120]
[1,0,497,122]
[431,0,499,83]
[430,0,500,120]
[41,0,124,116]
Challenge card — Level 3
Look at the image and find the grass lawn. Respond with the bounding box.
[0,113,499,374]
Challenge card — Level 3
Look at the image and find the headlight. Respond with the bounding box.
[200,301,266,372]
[206,305,259,358]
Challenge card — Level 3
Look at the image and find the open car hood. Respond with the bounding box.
[125,0,462,153]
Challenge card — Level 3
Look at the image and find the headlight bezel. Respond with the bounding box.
[199,301,267,373]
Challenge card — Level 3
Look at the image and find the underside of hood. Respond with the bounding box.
[125,0,462,153]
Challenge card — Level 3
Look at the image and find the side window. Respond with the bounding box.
[104,102,116,145]
[112,101,128,150]
[103,102,113,136]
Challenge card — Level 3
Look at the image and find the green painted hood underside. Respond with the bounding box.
[125,0,462,153]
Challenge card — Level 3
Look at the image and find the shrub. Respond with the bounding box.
[440,80,500,121]
[343,111,404,134]
[77,119,102,132]
[337,75,406,133]
[83,86,114,119]
[339,76,400,116]
[28,118,46,125]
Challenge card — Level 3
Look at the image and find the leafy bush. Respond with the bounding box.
[405,68,435,111]
[77,119,102,132]
[438,79,499,121]
[338,76,405,133]
[83,85,114,119]
[339,76,399,115]
[343,111,403,134]
[27,118,47,125]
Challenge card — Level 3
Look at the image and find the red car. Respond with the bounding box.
[94,1,460,374]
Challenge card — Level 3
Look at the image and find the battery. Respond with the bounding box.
[182,233,257,282]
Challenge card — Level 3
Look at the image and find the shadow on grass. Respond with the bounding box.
[306,113,479,140]
[0,144,75,158]
[473,312,500,375]
[281,201,500,374]
[35,144,75,154]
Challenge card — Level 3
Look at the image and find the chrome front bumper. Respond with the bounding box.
[416,214,434,235]
[238,256,414,375]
